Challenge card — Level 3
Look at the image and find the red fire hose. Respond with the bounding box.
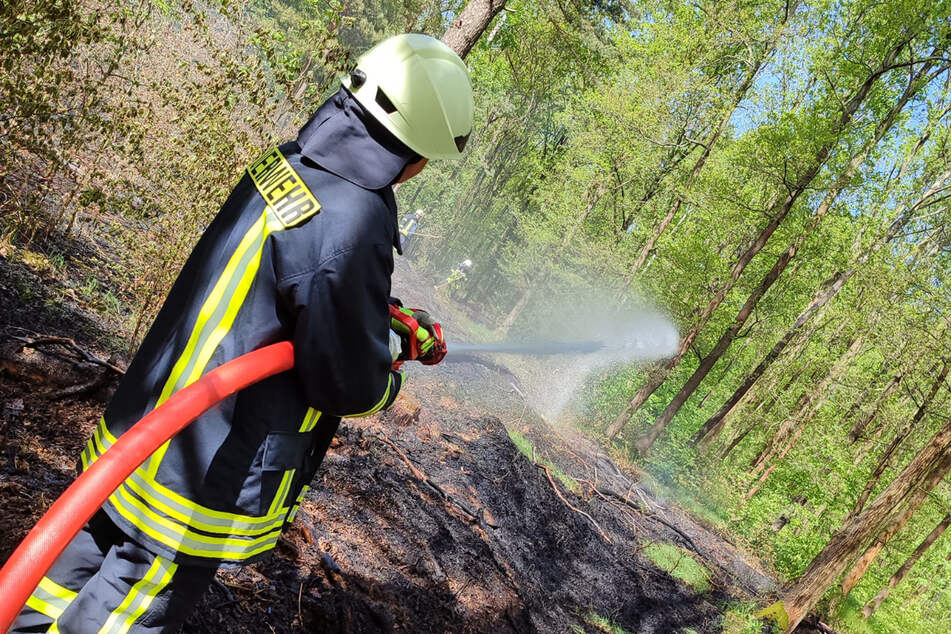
[0,342,295,630]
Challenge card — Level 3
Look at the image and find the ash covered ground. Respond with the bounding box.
[0,255,795,633]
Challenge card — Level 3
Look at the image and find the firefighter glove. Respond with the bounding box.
[389,303,447,367]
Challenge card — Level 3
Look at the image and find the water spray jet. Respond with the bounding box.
[450,340,605,356]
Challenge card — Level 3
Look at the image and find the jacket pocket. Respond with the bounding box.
[260,431,311,516]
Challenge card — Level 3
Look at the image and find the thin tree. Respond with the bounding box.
[624,0,801,279]
[761,356,951,632]
[607,31,922,441]
[692,150,951,448]
[649,56,942,455]
[861,514,951,618]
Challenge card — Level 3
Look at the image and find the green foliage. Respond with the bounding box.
[641,543,711,593]
[583,611,635,634]
[722,600,779,634]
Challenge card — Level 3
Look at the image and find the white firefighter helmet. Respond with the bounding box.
[342,34,474,160]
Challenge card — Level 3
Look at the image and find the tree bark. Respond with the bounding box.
[765,374,951,633]
[841,454,951,597]
[441,0,508,58]
[861,514,951,618]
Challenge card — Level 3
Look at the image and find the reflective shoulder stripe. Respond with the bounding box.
[144,208,273,476]
[25,576,78,620]
[154,211,269,409]
[248,147,321,228]
[99,556,177,634]
[347,372,394,418]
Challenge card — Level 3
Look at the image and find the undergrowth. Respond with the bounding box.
[641,542,711,593]
[572,611,634,634]
[721,600,778,633]
[506,428,581,495]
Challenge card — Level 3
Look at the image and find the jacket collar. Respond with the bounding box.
[296,88,418,191]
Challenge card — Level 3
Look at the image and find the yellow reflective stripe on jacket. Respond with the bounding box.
[122,472,285,536]
[25,577,78,620]
[99,556,177,634]
[91,149,320,560]
[82,434,289,536]
[39,577,76,603]
[299,408,322,432]
[145,211,271,476]
[154,212,268,407]
[107,485,281,560]
[348,372,394,418]
[82,417,117,470]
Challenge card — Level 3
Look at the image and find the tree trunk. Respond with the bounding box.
[746,332,869,490]
[852,394,913,468]
[718,364,807,459]
[765,381,951,633]
[841,456,951,597]
[497,284,536,335]
[638,229,816,455]
[848,372,902,443]
[697,325,759,410]
[849,362,947,520]
[497,183,602,335]
[441,0,508,58]
[861,514,951,618]
[687,59,932,449]
[610,33,908,444]
[694,271,851,446]
[848,426,912,520]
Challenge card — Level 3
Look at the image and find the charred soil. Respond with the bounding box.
[0,255,800,633]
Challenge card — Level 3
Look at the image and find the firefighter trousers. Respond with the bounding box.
[12,510,217,634]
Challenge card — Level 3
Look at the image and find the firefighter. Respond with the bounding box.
[399,208,425,249]
[446,259,473,299]
[13,33,473,633]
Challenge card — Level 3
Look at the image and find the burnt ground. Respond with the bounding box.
[0,253,808,633]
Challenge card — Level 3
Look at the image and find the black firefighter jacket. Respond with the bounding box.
[84,90,413,566]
